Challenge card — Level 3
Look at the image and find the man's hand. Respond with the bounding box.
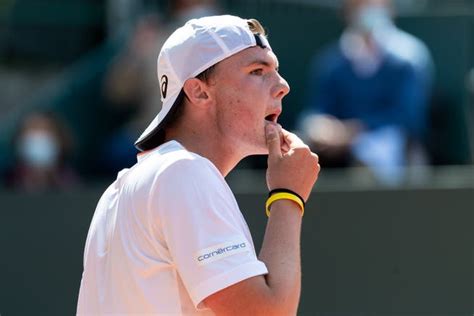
[204,124,318,316]
[265,123,320,201]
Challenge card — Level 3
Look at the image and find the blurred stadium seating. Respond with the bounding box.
[1,0,473,180]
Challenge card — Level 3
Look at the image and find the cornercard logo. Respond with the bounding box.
[196,241,248,266]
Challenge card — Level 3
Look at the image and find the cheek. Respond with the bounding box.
[218,99,262,141]
[214,78,267,129]
[229,96,263,125]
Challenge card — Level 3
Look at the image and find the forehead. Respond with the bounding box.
[218,46,279,69]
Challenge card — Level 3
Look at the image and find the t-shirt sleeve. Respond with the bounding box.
[150,157,268,308]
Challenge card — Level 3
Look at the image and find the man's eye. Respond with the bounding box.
[250,69,263,75]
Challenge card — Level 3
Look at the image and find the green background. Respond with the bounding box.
[0,186,472,315]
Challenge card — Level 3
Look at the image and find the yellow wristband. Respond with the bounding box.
[265,192,305,217]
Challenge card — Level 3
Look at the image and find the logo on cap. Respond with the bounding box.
[160,75,168,98]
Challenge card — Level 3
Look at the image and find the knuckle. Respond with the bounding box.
[295,145,310,153]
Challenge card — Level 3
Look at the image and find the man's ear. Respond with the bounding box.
[182,78,211,107]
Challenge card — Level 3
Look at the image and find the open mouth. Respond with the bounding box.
[265,113,278,123]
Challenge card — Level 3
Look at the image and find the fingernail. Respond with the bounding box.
[265,124,276,135]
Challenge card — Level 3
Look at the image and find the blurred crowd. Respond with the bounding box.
[0,0,472,191]
[297,0,433,185]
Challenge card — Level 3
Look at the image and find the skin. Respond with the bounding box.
[166,46,290,176]
[344,0,392,24]
[165,45,320,315]
[345,0,393,44]
[210,47,288,156]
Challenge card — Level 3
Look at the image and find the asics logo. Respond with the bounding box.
[160,75,168,98]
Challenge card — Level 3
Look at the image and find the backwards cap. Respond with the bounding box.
[134,15,271,151]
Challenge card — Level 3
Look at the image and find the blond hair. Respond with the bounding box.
[247,18,267,36]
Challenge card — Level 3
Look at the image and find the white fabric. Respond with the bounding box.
[341,22,434,80]
[340,29,383,77]
[377,25,434,77]
[340,21,433,80]
[77,141,268,315]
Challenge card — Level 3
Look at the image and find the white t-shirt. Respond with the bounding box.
[77,141,268,315]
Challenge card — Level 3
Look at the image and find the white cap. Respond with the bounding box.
[135,15,271,151]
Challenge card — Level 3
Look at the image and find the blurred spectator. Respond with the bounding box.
[5,112,79,191]
[5,1,220,179]
[298,0,434,185]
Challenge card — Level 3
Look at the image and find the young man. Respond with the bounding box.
[77,15,320,315]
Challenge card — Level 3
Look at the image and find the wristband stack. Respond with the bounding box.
[265,188,305,217]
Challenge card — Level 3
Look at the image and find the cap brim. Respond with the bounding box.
[134,90,181,151]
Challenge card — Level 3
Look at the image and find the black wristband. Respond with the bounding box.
[268,188,306,207]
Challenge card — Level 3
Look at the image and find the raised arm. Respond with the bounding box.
[204,123,320,315]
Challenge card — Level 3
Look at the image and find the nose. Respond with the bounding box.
[273,73,290,100]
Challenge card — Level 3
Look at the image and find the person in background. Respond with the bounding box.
[299,0,433,185]
[6,111,78,191]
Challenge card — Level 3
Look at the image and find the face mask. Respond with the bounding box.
[354,5,391,33]
[18,131,60,168]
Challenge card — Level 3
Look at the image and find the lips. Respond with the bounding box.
[264,106,282,123]
[265,113,279,123]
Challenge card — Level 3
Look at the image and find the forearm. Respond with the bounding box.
[204,126,318,315]
[258,199,303,314]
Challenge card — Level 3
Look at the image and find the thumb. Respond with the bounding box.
[266,124,282,158]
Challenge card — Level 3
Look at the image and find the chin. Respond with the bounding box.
[249,149,268,157]
[247,142,269,156]
[237,134,268,157]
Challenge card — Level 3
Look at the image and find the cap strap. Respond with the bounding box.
[254,33,270,49]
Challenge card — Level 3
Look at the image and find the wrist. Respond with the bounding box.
[268,199,304,216]
[266,189,305,217]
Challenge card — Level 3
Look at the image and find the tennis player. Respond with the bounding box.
[77,15,320,315]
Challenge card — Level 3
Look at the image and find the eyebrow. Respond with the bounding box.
[246,59,279,69]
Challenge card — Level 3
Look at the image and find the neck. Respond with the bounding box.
[164,125,242,177]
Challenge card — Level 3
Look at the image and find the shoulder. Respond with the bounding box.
[160,154,221,185]
[138,141,219,178]
[392,29,430,53]
[129,141,226,196]
[384,28,432,68]
[147,148,239,225]
[145,143,226,193]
